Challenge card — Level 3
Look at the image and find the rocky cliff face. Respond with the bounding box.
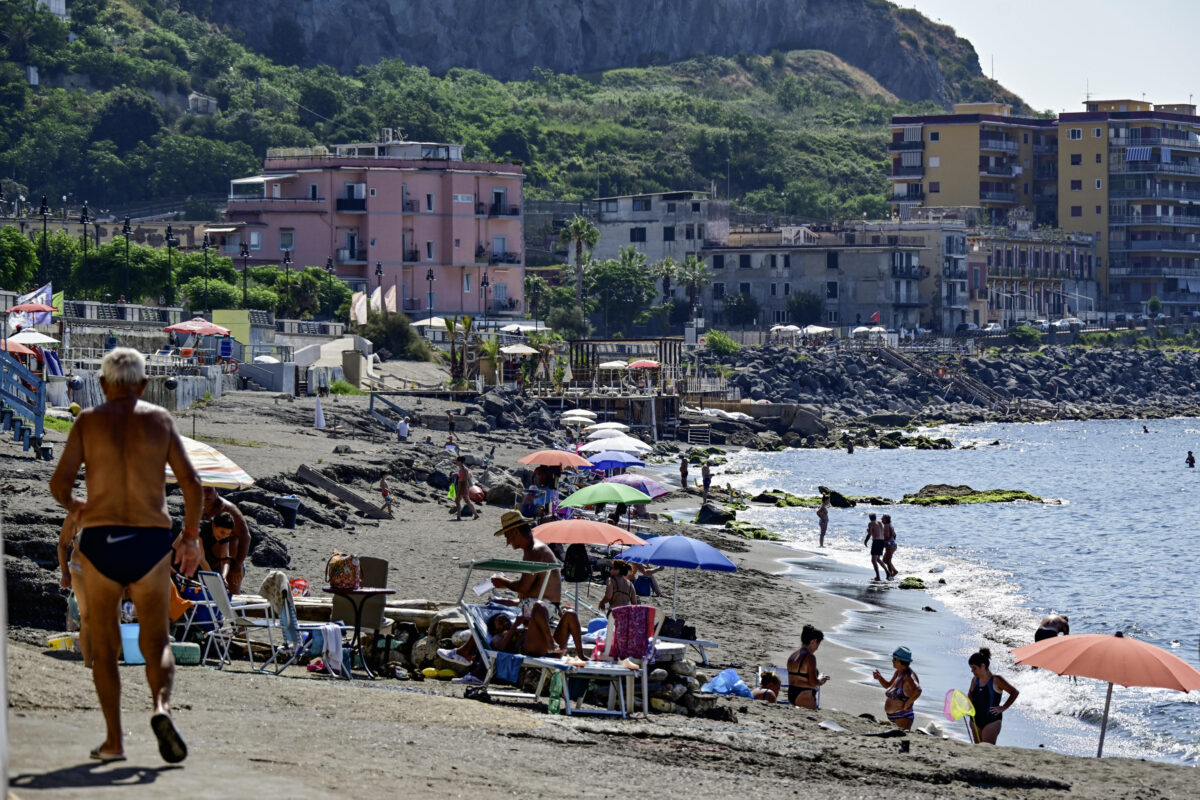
[210,0,986,106]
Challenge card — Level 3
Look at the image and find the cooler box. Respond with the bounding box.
[171,641,202,666]
[274,495,301,528]
[120,623,145,665]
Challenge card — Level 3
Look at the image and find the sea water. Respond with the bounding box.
[715,418,1200,765]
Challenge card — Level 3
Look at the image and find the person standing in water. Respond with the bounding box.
[679,454,689,491]
[967,648,1019,744]
[881,514,898,579]
[1187,451,1195,468]
[816,496,830,547]
[863,513,886,581]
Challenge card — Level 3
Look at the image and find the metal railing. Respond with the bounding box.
[489,251,522,265]
[1109,215,1200,227]
[1111,239,1200,252]
[1112,161,1200,177]
[336,198,367,212]
[980,191,1017,203]
[887,140,925,151]
[1110,186,1200,202]
[980,164,1018,177]
[891,166,924,177]
[979,138,1020,154]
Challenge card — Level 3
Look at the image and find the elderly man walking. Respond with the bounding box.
[50,348,204,764]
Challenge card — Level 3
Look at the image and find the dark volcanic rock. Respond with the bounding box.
[695,502,736,525]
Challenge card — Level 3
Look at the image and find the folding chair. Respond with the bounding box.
[258,587,346,676]
[197,571,273,668]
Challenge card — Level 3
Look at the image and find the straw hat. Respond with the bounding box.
[494,510,533,536]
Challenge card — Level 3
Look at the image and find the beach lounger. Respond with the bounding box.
[594,605,662,717]
[656,634,719,666]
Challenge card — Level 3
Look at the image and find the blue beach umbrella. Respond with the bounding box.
[620,534,737,616]
[585,450,645,471]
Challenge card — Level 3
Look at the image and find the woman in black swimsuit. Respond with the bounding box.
[787,624,829,709]
[967,647,1019,744]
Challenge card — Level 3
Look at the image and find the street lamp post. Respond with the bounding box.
[239,241,250,307]
[480,270,490,330]
[120,215,132,303]
[531,281,542,332]
[202,233,211,314]
[80,205,91,300]
[375,261,384,316]
[426,267,435,317]
[283,250,293,314]
[324,257,334,317]
[164,223,177,307]
[39,195,50,285]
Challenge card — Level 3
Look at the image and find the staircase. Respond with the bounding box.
[875,345,1011,411]
[684,423,711,445]
[0,351,52,459]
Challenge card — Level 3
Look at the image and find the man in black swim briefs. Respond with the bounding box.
[50,348,204,765]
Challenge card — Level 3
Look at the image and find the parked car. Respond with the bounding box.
[954,322,980,336]
[1052,317,1083,330]
[981,322,1003,334]
[1031,319,1050,332]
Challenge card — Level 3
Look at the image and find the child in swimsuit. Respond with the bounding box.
[873,646,921,730]
[379,473,394,518]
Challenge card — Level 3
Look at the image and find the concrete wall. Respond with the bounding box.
[70,366,229,411]
[238,362,295,393]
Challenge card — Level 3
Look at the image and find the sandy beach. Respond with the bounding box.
[5,390,1198,799]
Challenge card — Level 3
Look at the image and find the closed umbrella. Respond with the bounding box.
[620,534,737,616]
[585,451,645,471]
[165,435,254,488]
[1011,631,1200,757]
[518,449,592,468]
[604,473,670,498]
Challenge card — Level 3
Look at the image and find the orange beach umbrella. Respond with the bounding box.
[1012,631,1200,757]
[532,519,646,547]
[518,449,592,468]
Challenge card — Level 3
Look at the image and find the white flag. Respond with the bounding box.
[369,286,383,312]
[350,291,368,325]
[384,285,397,313]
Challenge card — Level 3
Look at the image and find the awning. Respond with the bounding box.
[230,173,298,184]
[1125,147,1152,162]
[204,226,239,234]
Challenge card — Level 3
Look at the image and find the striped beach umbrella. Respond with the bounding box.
[166,436,255,488]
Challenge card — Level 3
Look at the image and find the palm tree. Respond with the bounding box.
[676,255,712,322]
[458,314,474,378]
[558,215,599,305]
[443,316,459,381]
[650,256,679,303]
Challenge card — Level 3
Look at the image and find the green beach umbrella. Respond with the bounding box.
[558,482,653,508]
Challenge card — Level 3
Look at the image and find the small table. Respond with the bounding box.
[322,586,395,679]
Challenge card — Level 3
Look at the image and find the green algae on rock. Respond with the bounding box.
[723,520,781,541]
[898,577,926,590]
[900,484,1043,506]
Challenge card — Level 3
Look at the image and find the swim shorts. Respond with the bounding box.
[1034,627,1059,642]
[871,539,887,557]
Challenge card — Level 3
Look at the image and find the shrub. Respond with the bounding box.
[706,329,740,356]
[329,379,363,395]
[1009,325,1042,347]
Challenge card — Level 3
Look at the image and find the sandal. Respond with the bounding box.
[89,746,126,763]
[150,713,188,764]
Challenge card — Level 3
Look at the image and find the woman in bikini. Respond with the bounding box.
[786,624,829,709]
[881,514,898,579]
[967,647,1019,744]
[874,646,921,730]
[599,561,639,612]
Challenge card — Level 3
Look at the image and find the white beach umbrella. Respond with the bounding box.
[598,360,628,370]
[585,421,629,432]
[9,329,59,345]
[802,325,832,335]
[783,325,801,333]
[561,416,592,427]
[851,326,871,336]
[578,436,652,454]
[499,343,539,355]
[411,316,446,328]
[869,326,887,334]
[562,408,597,419]
[585,428,625,440]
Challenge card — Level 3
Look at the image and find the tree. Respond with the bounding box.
[787,291,823,325]
[179,277,239,312]
[546,306,589,340]
[0,227,37,291]
[357,311,432,362]
[584,247,654,337]
[35,230,79,293]
[675,255,712,321]
[649,256,678,302]
[723,291,760,330]
[523,272,549,323]
[91,87,164,153]
[558,215,598,305]
[1147,296,1162,315]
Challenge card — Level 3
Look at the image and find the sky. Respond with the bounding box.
[900,0,1200,113]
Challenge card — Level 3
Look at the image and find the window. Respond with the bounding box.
[768,254,777,268]
[666,202,676,212]
[712,282,726,299]
[826,252,839,269]
[928,156,940,168]
[774,310,787,323]
[1071,206,1082,217]
[738,254,751,269]
[826,281,838,299]
[463,273,471,293]
[1068,128,1082,140]
[692,202,701,212]
[685,224,695,240]
[1070,180,1082,191]
[826,310,839,323]
[771,283,778,296]
[697,224,705,240]
[247,230,262,251]
[783,254,791,269]
[1095,179,1103,189]
[632,197,652,211]
[1024,184,1029,195]
[1023,133,1029,144]
[630,227,647,243]
[739,282,751,296]
[929,181,940,193]
[783,282,790,296]
[1070,153,1082,165]
[1096,205,1102,214]
[425,241,435,259]
[600,199,617,212]
[663,226,675,241]
[279,229,294,251]
[1094,127,1102,138]
[454,238,460,248]
[712,254,725,270]
[452,193,473,204]
[929,131,940,142]
[1096,153,1103,164]
[369,188,377,197]
[309,184,318,201]
[425,193,434,211]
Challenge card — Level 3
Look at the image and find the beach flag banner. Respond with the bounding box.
[369,286,382,312]
[9,283,53,329]
[51,290,64,318]
[350,292,368,325]
[869,310,880,324]
[384,285,397,313]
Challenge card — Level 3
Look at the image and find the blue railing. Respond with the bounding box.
[0,350,46,440]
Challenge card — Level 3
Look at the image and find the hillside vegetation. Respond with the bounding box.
[0,0,1020,220]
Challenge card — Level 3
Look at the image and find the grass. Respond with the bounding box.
[43,416,73,434]
[194,435,288,449]
[329,380,364,395]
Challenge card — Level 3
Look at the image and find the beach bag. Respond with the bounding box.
[660,616,685,638]
[326,552,362,590]
[289,578,311,597]
[561,544,591,583]
[701,668,752,698]
[468,485,485,503]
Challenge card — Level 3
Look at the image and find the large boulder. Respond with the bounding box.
[817,486,855,508]
[695,502,735,525]
[789,405,828,436]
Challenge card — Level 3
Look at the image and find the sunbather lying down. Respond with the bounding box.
[439,606,584,668]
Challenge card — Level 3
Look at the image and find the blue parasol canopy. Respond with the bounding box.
[584,450,645,471]
[620,535,737,572]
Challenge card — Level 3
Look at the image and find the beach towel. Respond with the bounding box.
[494,652,522,684]
[320,623,344,676]
[258,570,289,615]
[610,605,654,660]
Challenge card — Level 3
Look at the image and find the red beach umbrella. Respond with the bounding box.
[5,302,58,314]
[163,316,231,337]
[1,339,36,356]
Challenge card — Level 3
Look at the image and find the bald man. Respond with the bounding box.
[50,348,203,764]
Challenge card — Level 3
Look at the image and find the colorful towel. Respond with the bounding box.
[610,605,655,660]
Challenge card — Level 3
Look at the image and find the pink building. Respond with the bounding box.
[221,131,525,318]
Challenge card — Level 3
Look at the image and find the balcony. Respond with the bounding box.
[943,267,969,280]
[1034,191,1058,205]
[226,196,326,211]
[489,250,523,265]
[403,199,417,212]
[891,166,924,178]
[888,140,925,152]
[336,197,367,213]
[980,164,1019,178]
[1120,131,1200,150]
[1111,239,1200,253]
[489,297,523,314]
[892,190,925,204]
[979,190,1017,204]
[1110,185,1200,202]
[403,249,420,263]
[973,288,989,300]
[979,138,1020,154]
[1112,161,1200,177]
[488,203,521,217]
[943,294,970,309]
[1034,167,1058,181]
[1110,214,1200,228]
[336,248,366,265]
[1108,262,1200,279]
[891,264,929,279]
[1033,144,1057,156]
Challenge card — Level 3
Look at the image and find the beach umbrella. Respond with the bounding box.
[562,408,597,419]
[561,417,592,428]
[165,435,254,489]
[770,325,787,332]
[518,449,593,468]
[619,534,737,616]
[500,343,539,355]
[585,451,645,471]
[598,360,627,370]
[410,316,446,328]
[500,322,545,333]
[9,330,59,346]
[533,519,646,547]
[1011,632,1200,757]
[584,421,629,432]
[627,360,659,369]
[585,428,625,440]
[6,302,57,314]
[163,316,231,337]
[577,436,652,454]
[1,339,36,356]
[558,482,652,508]
[783,325,801,333]
[802,325,832,335]
[851,326,870,336]
[604,473,670,499]
[253,355,280,364]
